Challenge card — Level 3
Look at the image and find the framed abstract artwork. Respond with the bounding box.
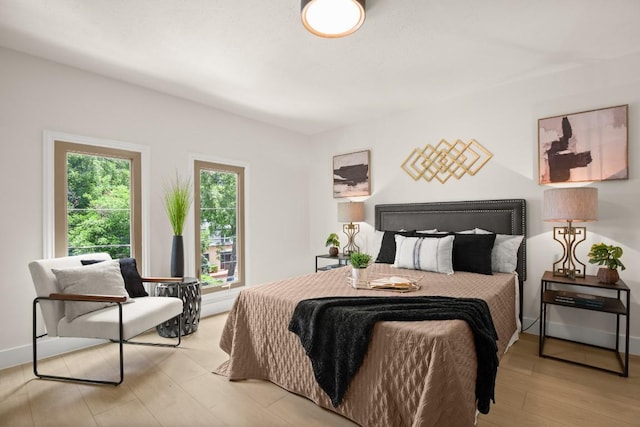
[538,105,628,184]
[333,150,370,198]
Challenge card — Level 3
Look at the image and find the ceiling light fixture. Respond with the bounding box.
[301,0,366,38]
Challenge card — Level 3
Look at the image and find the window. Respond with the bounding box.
[54,140,142,263]
[194,160,245,293]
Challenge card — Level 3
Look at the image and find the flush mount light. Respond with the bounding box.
[301,0,366,38]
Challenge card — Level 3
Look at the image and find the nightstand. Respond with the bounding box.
[315,254,350,272]
[539,271,630,376]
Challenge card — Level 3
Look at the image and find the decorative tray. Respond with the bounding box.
[348,275,422,292]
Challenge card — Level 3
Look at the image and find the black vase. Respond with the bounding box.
[171,235,184,277]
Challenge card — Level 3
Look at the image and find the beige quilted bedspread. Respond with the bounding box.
[215,264,518,427]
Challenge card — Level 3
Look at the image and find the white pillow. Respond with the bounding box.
[394,235,454,274]
[369,230,385,261]
[456,229,476,234]
[416,228,438,233]
[491,234,524,273]
[52,260,129,321]
[475,228,523,273]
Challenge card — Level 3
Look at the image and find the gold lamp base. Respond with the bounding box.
[552,221,587,279]
[342,222,360,255]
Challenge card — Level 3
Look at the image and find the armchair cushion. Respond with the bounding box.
[57,296,183,341]
[81,257,148,297]
[52,260,129,321]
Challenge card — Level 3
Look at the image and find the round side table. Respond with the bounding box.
[155,278,201,338]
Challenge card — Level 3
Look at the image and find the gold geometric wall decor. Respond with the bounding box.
[401,139,493,184]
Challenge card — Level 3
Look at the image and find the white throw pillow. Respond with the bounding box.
[491,234,524,273]
[475,228,523,273]
[369,230,385,261]
[394,235,454,274]
[52,260,128,321]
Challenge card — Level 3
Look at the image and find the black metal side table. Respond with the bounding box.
[315,254,350,272]
[156,277,201,338]
[539,271,630,376]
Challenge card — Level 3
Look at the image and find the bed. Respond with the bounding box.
[215,199,526,427]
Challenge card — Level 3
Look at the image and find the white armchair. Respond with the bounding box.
[29,252,184,385]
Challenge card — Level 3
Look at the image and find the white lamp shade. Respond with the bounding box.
[301,0,365,38]
[338,202,365,223]
[543,187,598,222]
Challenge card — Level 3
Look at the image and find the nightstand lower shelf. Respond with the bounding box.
[317,264,344,271]
[315,254,350,272]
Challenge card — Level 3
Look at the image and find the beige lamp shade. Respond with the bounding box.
[543,187,598,222]
[338,202,365,223]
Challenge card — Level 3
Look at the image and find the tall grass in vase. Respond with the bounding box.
[164,173,192,277]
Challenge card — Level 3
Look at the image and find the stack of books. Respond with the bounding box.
[554,291,605,308]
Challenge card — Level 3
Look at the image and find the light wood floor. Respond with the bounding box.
[1,313,639,426]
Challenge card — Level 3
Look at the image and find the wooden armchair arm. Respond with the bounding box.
[48,293,128,303]
[142,277,184,283]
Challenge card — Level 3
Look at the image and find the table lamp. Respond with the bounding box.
[337,201,365,255]
[543,187,598,279]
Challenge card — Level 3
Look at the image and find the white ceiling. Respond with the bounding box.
[1,0,640,135]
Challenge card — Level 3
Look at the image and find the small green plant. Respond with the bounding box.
[349,252,372,268]
[164,172,192,236]
[587,243,625,271]
[325,233,340,248]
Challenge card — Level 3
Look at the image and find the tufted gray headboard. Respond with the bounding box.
[375,199,527,324]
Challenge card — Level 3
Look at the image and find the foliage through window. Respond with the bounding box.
[54,141,142,262]
[195,160,245,292]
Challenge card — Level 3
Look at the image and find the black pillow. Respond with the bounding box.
[81,258,148,297]
[451,233,496,275]
[375,230,416,264]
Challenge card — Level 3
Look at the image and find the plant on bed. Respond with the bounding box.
[349,252,372,285]
[587,242,625,284]
[349,252,372,268]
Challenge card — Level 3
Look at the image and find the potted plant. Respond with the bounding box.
[164,172,192,277]
[349,252,372,284]
[325,233,341,256]
[587,242,625,284]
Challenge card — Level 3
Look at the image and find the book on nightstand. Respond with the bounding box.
[554,291,605,308]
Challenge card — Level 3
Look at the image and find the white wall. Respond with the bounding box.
[0,47,312,368]
[2,45,639,370]
[309,52,640,353]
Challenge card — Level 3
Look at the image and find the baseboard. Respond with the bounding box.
[522,315,640,355]
[0,290,241,371]
[0,336,107,372]
[200,287,241,317]
[4,301,633,371]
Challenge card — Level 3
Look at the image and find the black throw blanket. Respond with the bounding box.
[288,296,499,414]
